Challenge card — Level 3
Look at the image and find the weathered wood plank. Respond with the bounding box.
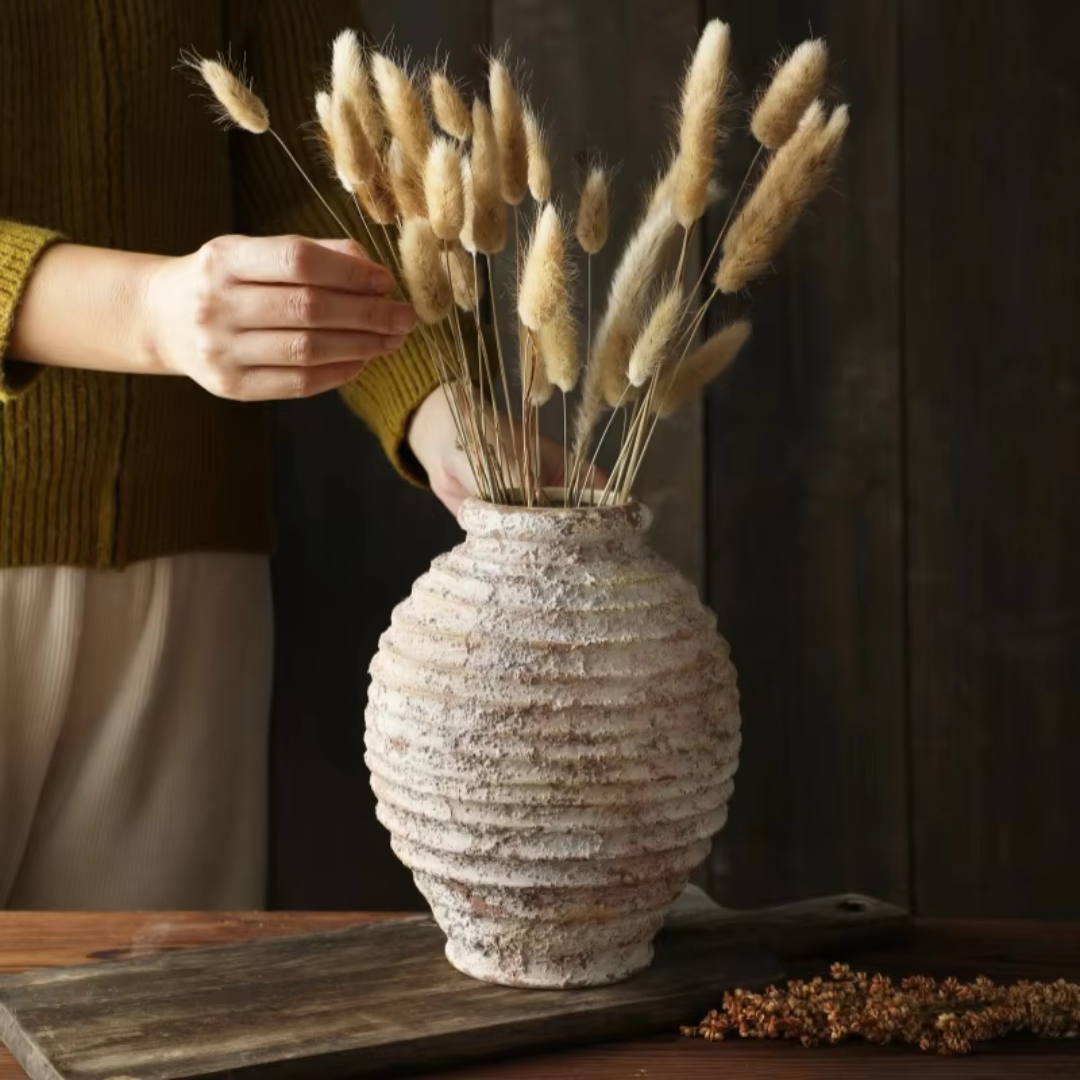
[2,914,1078,1080]
[488,0,706,589]
[703,0,908,908]
[903,0,1080,917]
[0,895,904,1080]
[269,1,491,911]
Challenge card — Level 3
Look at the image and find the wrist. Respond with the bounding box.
[135,254,176,376]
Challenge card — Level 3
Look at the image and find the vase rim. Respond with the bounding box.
[458,489,652,540]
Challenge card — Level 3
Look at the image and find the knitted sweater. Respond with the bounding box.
[0,0,440,569]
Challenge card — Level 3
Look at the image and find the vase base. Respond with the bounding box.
[444,937,654,989]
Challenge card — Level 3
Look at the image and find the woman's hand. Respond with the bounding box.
[408,388,605,517]
[11,237,417,402]
[142,235,417,401]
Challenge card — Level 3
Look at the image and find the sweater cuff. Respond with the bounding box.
[0,223,63,402]
[338,332,442,486]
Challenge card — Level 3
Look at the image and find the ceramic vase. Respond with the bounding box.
[365,495,741,987]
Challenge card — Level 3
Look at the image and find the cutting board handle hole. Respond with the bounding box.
[837,898,867,913]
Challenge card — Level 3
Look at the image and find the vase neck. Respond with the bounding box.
[458,497,651,546]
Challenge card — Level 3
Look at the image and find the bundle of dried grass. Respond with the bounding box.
[185,17,847,509]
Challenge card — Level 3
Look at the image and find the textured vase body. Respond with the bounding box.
[365,497,741,988]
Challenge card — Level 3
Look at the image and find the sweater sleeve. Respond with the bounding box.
[0,220,63,402]
[228,0,440,485]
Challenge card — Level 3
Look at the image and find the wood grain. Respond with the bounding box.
[268,0,490,912]
[902,0,1080,917]
[704,0,908,910]
[0,912,393,973]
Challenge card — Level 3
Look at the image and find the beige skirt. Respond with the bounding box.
[0,553,272,910]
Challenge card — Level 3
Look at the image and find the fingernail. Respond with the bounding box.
[383,334,405,351]
[392,307,418,333]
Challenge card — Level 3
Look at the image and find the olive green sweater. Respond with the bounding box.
[0,0,440,569]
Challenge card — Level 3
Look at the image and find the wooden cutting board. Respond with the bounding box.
[0,891,905,1080]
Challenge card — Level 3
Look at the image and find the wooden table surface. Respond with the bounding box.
[2,913,1079,1078]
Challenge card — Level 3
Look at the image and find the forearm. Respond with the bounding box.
[9,243,166,375]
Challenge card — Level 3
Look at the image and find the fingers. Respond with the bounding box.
[207,235,395,294]
[227,284,417,336]
[235,361,369,402]
[231,329,405,369]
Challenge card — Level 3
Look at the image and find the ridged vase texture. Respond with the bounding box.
[365,496,741,987]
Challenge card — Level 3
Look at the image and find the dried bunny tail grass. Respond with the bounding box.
[399,217,453,323]
[751,38,828,150]
[332,31,363,96]
[518,203,568,331]
[716,100,848,293]
[673,19,731,228]
[523,107,551,202]
[656,319,751,416]
[575,166,610,254]
[627,285,685,387]
[355,168,398,225]
[331,30,385,146]
[593,198,682,406]
[330,92,379,191]
[459,158,478,253]
[331,32,385,149]
[572,353,606,467]
[430,68,472,140]
[371,52,431,170]
[315,91,333,136]
[597,316,639,408]
[522,338,554,406]
[318,91,395,220]
[470,99,508,253]
[425,137,465,240]
[388,137,427,218]
[489,57,528,205]
[192,56,269,134]
[538,309,579,393]
[648,155,679,213]
[447,243,481,309]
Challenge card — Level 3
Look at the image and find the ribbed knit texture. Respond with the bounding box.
[0,0,440,569]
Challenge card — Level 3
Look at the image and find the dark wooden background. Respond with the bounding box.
[269,0,1080,919]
